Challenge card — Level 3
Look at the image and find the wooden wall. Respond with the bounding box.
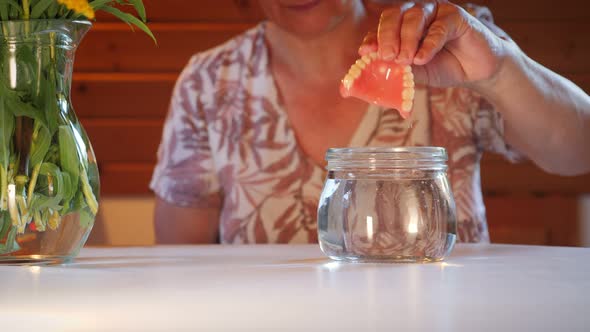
[74,0,590,246]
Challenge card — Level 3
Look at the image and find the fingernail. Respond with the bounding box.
[380,49,395,61]
[395,52,409,64]
[415,51,425,61]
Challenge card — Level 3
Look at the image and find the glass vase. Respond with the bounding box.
[0,20,99,264]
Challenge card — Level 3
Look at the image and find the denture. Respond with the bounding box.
[340,52,415,119]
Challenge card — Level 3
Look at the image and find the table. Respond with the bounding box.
[1,244,589,331]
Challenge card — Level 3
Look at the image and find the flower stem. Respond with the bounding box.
[7,183,21,230]
[34,210,45,232]
[48,209,60,230]
[22,0,30,20]
[80,169,98,215]
[0,167,7,211]
[26,163,40,206]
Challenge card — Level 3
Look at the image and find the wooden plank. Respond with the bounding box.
[82,119,163,163]
[485,195,579,246]
[81,121,590,194]
[95,0,264,23]
[481,154,590,195]
[472,0,590,21]
[74,21,590,74]
[99,163,155,195]
[72,73,176,118]
[501,21,590,74]
[71,71,589,121]
[92,0,590,23]
[75,23,251,72]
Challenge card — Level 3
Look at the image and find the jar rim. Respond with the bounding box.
[326,146,447,161]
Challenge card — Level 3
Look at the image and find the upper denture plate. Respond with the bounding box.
[403,66,412,73]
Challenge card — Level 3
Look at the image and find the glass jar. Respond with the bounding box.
[0,20,99,264]
[317,147,456,263]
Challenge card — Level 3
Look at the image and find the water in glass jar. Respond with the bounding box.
[318,177,456,262]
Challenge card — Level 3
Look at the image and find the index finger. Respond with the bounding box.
[377,2,415,60]
[358,31,378,56]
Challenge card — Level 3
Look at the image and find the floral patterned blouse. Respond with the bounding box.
[150,19,519,244]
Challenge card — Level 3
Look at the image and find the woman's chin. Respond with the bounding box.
[276,16,346,39]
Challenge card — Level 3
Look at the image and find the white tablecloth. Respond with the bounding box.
[1,244,589,331]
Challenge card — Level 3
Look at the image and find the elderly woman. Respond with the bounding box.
[150,0,590,244]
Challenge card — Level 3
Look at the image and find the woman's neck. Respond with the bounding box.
[265,6,372,84]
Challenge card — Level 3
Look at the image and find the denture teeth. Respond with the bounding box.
[342,75,354,90]
[402,100,413,112]
[355,59,366,69]
[403,72,414,81]
[349,66,362,78]
[403,65,412,73]
[402,87,415,100]
[403,80,415,88]
[369,52,379,60]
[361,55,371,64]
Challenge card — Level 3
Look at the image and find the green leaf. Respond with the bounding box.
[15,45,37,83]
[79,206,94,228]
[87,161,100,198]
[101,6,156,44]
[0,99,15,168]
[71,190,85,211]
[56,170,76,216]
[0,0,23,19]
[28,162,66,213]
[0,0,21,6]
[127,0,146,22]
[44,143,59,165]
[61,171,74,203]
[58,125,80,190]
[80,166,98,215]
[29,123,52,169]
[0,5,8,20]
[90,0,114,11]
[8,1,18,18]
[0,167,8,211]
[47,1,59,18]
[0,211,10,240]
[0,226,19,254]
[29,192,62,212]
[4,95,48,129]
[39,162,64,199]
[40,66,60,134]
[30,0,54,19]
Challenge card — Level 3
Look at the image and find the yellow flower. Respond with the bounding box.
[57,0,95,19]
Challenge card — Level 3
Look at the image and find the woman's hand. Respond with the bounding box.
[360,0,511,88]
[361,1,590,175]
